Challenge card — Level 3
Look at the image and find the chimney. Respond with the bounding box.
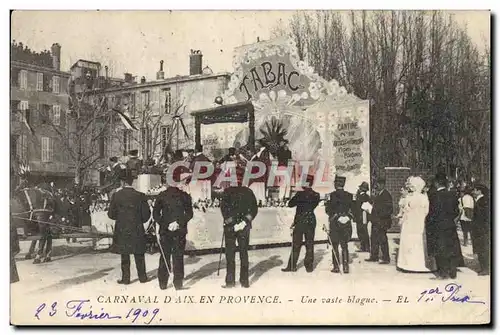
[189,50,203,76]
[156,60,165,80]
[51,43,61,71]
[140,76,146,84]
[124,73,133,83]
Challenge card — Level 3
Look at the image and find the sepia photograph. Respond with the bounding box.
[8,9,491,325]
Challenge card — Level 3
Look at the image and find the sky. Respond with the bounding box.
[11,10,490,81]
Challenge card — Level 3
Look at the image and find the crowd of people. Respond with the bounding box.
[11,139,490,287]
[396,174,490,277]
[100,139,293,207]
[102,153,490,292]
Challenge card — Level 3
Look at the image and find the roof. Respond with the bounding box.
[97,72,231,94]
[10,60,71,77]
[70,59,102,70]
[191,101,254,125]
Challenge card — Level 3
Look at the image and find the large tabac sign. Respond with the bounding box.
[222,37,370,194]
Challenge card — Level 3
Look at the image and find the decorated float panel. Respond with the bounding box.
[203,37,370,194]
[91,38,370,251]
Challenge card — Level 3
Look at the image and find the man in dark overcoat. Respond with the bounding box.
[353,181,371,252]
[471,183,490,276]
[282,175,320,273]
[11,213,20,283]
[426,173,463,279]
[153,173,193,290]
[325,175,354,273]
[127,149,143,180]
[107,169,151,284]
[365,177,393,264]
[218,183,258,288]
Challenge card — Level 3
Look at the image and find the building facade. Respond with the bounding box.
[10,42,74,186]
[70,50,231,186]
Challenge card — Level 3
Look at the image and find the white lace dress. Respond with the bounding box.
[397,192,435,272]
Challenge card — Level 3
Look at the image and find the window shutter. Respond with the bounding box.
[49,137,54,161]
[11,68,19,87]
[135,92,141,115]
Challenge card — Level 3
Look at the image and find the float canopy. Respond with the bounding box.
[191,101,255,151]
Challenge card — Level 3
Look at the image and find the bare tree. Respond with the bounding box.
[109,89,191,162]
[273,10,490,181]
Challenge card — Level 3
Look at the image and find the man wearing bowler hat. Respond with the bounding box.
[325,175,354,273]
[426,172,463,279]
[471,183,490,276]
[354,181,371,252]
[364,177,393,264]
[107,167,151,284]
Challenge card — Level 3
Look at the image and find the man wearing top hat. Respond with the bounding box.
[426,172,463,279]
[153,169,193,290]
[353,181,371,252]
[189,145,212,202]
[364,176,393,264]
[471,183,490,276]
[107,167,151,284]
[325,175,354,273]
[105,156,122,198]
[282,174,320,273]
[127,149,143,180]
[248,139,271,204]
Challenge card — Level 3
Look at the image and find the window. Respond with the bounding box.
[36,73,43,91]
[19,70,28,90]
[163,88,172,114]
[18,101,29,122]
[52,105,61,125]
[161,126,170,153]
[130,93,136,118]
[52,76,60,94]
[41,137,53,162]
[99,135,106,158]
[141,91,150,110]
[123,130,131,156]
[16,134,28,162]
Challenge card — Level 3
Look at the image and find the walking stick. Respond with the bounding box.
[323,224,343,275]
[217,230,225,276]
[155,228,173,279]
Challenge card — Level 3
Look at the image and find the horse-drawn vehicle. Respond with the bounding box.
[11,184,114,264]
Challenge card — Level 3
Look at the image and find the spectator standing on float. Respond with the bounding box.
[189,145,212,202]
[276,140,293,201]
[127,149,142,180]
[249,139,270,204]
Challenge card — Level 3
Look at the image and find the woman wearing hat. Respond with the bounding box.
[397,176,435,273]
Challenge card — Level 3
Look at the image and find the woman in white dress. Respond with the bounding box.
[397,176,435,272]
